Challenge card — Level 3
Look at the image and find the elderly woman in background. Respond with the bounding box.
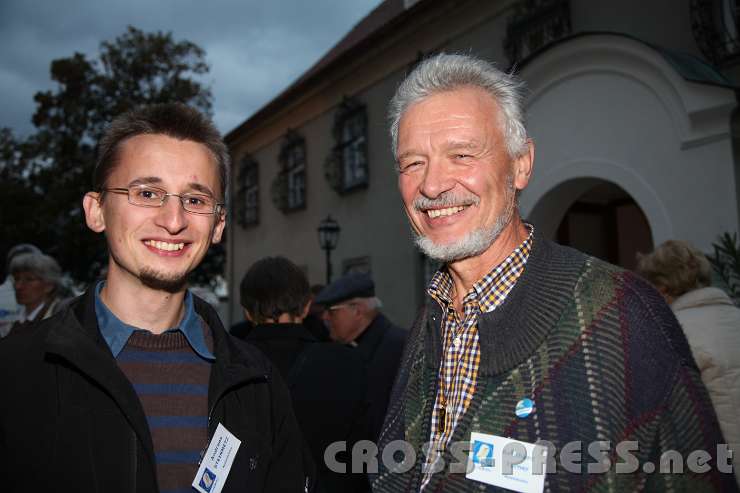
[637,239,740,485]
[9,252,64,325]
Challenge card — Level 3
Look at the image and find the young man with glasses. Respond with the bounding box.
[0,103,307,493]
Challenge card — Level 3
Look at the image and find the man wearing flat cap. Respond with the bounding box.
[316,272,406,441]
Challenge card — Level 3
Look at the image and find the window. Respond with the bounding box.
[503,0,571,67]
[235,155,259,227]
[272,130,306,212]
[325,97,368,194]
[691,0,740,65]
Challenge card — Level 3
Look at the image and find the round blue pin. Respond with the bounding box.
[515,398,534,418]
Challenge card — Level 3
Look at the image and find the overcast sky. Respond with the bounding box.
[0,0,382,138]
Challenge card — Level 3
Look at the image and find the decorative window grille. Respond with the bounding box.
[272,130,306,212]
[235,154,259,227]
[691,0,740,65]
[503,0,572,67]
[325,97,368,194]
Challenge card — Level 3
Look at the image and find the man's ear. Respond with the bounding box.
[243,309,254,323]
[211,211,226,244]
[513,139,535,192]
[83,192,106,233]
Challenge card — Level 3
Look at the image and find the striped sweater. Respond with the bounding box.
[118,329,212,493]
[372,237,738,492]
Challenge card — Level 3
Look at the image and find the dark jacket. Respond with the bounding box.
[354,313,406,441]
[0,289,306,493]
[246,323,371,493]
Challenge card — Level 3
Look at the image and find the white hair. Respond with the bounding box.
[354,296,383,311]
[9,252,62,289]
[388,53,528,160]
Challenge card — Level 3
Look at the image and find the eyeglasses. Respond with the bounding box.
[103,185,224,215]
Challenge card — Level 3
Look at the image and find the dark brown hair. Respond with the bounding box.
[240,257,310,323]
[94,103,229,199]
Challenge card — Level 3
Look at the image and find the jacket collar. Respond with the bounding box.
[426,234,587,376]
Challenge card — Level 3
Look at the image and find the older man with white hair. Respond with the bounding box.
[372,53,736,492]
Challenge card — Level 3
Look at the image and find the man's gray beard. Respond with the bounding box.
[414,191,517,263]
[139,268,188,293]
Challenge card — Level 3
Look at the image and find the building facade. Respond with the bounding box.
[225,0,740,327]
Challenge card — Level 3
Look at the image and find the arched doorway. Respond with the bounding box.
[529,179,653,270]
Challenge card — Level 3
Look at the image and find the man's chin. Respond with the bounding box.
[139,268,188,293]
[415,233,489,263]
[414,220,512,263]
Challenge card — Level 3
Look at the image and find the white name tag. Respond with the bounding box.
[192,423,242,493]
[466,432,548,493]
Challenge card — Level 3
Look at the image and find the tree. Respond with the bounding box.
[5,26,224,286]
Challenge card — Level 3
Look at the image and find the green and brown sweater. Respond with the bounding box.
[372,236,737,492]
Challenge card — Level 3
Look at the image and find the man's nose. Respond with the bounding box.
[419,158,455,199]
[155,196,188,233]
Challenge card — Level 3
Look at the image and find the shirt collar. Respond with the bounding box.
[427,223,534,310]
[94,281,215,360]
[20,302,46,322]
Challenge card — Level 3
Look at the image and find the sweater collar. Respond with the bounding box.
[426,232,587,376]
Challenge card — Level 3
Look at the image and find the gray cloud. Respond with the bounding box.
[0,0,381,136]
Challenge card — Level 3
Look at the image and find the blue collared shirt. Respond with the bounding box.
[94,281,214,361]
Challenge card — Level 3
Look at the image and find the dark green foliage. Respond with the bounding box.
[1,26,225,287]
[709,232,740,303]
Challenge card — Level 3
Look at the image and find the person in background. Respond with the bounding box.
[315,272,406,441]
[8,252,65,328]
[240,256,371,493]
[0,243,42,337]
[637,239,740,487]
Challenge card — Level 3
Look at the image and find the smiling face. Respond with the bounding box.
[396,86,532,263]
[83,133,226,293]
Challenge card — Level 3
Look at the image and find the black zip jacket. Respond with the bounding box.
[0,289,306,492]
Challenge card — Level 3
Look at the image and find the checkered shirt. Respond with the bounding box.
[420,224,533,489]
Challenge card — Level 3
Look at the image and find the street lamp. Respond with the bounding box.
[317,215,341,284]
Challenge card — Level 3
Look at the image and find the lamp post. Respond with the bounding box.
[317,215,341,284]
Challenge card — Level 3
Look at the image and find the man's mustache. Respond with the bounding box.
[413,192,480,211]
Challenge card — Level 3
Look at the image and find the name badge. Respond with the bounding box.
[192,423,241,493]
[466,431,548,493]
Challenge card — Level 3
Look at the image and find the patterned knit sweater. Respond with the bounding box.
[372,237,738,492]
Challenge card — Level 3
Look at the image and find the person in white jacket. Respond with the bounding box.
[638,239,740,485]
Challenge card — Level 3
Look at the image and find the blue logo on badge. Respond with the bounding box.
[199,467,217,492]
[515,398,534,418]
[472,440,495,468]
